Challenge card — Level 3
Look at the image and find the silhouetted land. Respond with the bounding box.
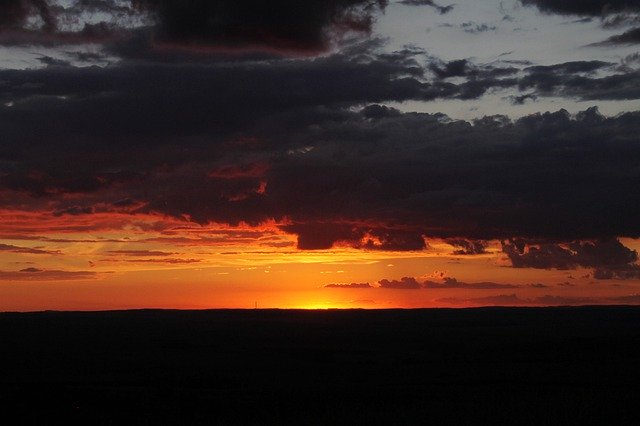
[2,306,640,425]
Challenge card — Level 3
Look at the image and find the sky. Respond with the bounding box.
[1,0,640,310]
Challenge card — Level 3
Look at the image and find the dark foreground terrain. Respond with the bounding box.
[2,307,640,425]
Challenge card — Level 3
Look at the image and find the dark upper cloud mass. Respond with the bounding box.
[520,0,640,16]
[2,63,640,249]
[0,3,639,257]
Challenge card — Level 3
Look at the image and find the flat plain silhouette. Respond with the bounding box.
[1,307,640,424]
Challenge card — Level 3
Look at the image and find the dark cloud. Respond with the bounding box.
[515,61,640,101]
[116,258,201,264]
[429,59,469,79]
[0,243,59,255]
[53,206,96,216]
[532,295,599,305]
[593,266,640,280]
[324,282,372,288]
[133,0,388,51]
[399,0,453,14]
[520,0,640,16]
[376,276,519,289]
[510,93,538,105]
[379,277,422,289]
[436,294,627,306]
[460,22,497,33]
[281,224,426,250]
[0,0,55,32]
[445,239,488,255]
[0,0,390,51]
[36,55,71,67]
[437,294,528,306]
[503,239,640,279]
[106,250,175,256]
[0,268,97,281]
[423,277,518,289]
[594,26,640,45]
[528,283,549,288]
[611,294,640,303]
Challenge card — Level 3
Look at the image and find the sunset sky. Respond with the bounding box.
[1,0,640,310]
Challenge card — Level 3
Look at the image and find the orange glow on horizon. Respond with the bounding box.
[1,206,640,311]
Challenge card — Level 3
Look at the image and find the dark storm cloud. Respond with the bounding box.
[133,0,388,50]
[520,0,640,16]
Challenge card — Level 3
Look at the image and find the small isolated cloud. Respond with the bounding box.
[324,282,372,288]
